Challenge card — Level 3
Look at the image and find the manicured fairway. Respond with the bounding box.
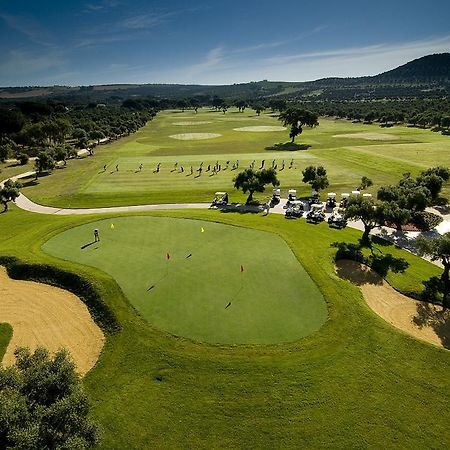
[42,216,327,344]
[21,108,450,207]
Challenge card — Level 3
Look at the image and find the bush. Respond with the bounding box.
[17,153,29,165]
[411,211,442,231]
[0,257,120,334]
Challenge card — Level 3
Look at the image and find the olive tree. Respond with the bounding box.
[0,347,100,449]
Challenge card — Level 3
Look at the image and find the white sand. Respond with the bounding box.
[169,133,222,140]
[233,126,286,132]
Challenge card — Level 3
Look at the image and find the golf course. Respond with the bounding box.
[1,107,450,448]
[16,108,450,207]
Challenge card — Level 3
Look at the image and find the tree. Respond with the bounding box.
[252,103,265,116]
[416,166,450,201]
[0,108,25,136]
[89,130,105,145]
[0,179,21,211]
[0,347,100,449]
[416,233,450,308]
[344,196,384,243]
[358,176,373,191]
[379,201,411,231]
[233,168,279,204]
[278,108,319,143]
[234,99,247,112]
[34,151,55,178]
[302,165,329,193]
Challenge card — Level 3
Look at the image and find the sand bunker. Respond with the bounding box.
[172,121,212,126]
[333,132,400,141]
[234,126,286,132]
[336,260,450,349]
[0,267,104,375]
[169,133,221,140]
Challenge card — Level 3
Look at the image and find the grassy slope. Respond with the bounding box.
[20,109,450,207]
[0,205,448,449]
[42,216,326,344]
[0,323,13,362]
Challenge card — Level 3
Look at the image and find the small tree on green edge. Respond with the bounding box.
[344,196,384,243]
[233,168,279,204]
[34,151,55,179]
[0,179,21,212]
[0,347,100,449]
[302,165,329,193]
[278,107,318,143]
[416,233,450,309]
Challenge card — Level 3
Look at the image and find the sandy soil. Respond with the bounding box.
[0,267,104,375]
[169,133,221,140]
[233,126,286,132]
[172,121,212,126]
[336,259,450,349]
[333,132,400,141]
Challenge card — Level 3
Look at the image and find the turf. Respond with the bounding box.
[0,323,13,362]
[19,108,450,207]
[42,216,327,344]
[1,206,449,448]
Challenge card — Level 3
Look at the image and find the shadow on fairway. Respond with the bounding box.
[265,142,311,151]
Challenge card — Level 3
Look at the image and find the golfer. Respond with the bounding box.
[94,229,100,242]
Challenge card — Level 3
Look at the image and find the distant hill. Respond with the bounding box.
[1,53,449,102]
[375,53,450,82]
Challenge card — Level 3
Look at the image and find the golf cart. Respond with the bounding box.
[328,208,348,229]
[270,188,281,207]
[283,189,297,209]
[308,189,320,206]
[211,192,228,206]
[285,200,305,219]
[362,193,372,200]
[339,193,350,208]
[351,190,361,197]
[306,203,325,223]
[326,192,337,210]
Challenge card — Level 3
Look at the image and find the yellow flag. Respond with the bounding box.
[111,223,115,229]
[201,227,205,233]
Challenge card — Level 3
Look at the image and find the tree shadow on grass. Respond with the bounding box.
[332,240,409,278]
[265,142,311,151]
[216,204,263,214]
[413,302,450,349]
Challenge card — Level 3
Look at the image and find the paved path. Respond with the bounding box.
[2,169,449,267]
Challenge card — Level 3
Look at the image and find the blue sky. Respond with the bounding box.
[0,0,449,86]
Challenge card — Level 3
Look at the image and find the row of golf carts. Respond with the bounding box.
[282,189,372,228]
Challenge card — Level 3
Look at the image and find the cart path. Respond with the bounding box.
[2,170,449,266]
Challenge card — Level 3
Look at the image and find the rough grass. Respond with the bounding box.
[19,108,450,208]
[0,323,13,362]
[0,205,449,449]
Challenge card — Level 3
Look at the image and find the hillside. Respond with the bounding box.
[0,53,449,102]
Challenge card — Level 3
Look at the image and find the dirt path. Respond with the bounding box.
[336,259,450,349]
[0,267,104,375]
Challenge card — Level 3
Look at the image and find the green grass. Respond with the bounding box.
[42,216,326,344]
[19,108,450,208]
[0,323,13,362]
[1,205,449,448]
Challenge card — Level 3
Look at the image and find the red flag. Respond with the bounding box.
[166,253,170,261]
[240,265,244,273]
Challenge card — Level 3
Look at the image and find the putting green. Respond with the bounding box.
[42,216,327,344]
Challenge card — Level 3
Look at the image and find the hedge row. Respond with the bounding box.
[0,256,120,334]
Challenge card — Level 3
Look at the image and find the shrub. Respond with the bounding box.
[17,153,29,165]
[411,211,442,231]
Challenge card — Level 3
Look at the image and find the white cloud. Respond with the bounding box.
[0,13,54,47]
[150,34,450,84]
